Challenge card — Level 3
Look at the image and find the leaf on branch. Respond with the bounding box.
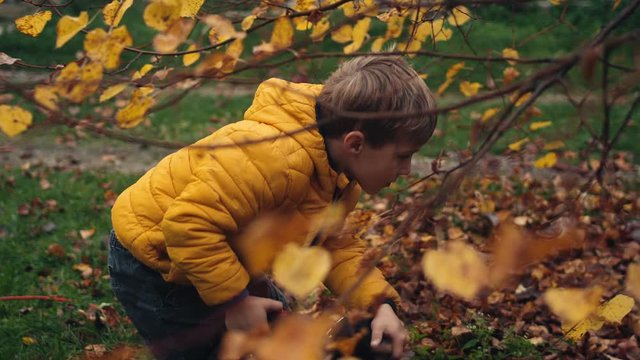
[422,241,489,301]
[534,152,557,168]
[627,263,640,300]
[34,85,59,111]
[54,61,103,103]
[447,6,471,26]
[271,17,294,50]
[293,17,312,31]
[383,11,405,39]
[459,81,482,97]
[56,11,89,48]
[564,294,635,341]
[143,0,181,32]
[502,47,519,66]
[446,62,465,79]
[180,0,204,17]
[342,0,377,18]
[431,19,452,42]
[398,38,422,57]
[529,121,552,131]
[370,37,387,52]
[480,107,499,123]
[0,105,33,137]
[103,0,133,27]
[241,14,257,31]
[132,64,154,80]
[549,0,566,6]
[15,11,52,37]
[503,66,520,86]
[115,87,156,128]
[0,52,20,66]
[510,91,532,107]
[344,18,371,54]
[331,25,353,44]
[99,83,127,103]
[508,137,529,151]
[272,243,331,299]
[310,17,330,42]
[85,26,133,70]
[203,14,245,45]
[225,38,244,63]
[182,44,200,66]
[154,18,195,53]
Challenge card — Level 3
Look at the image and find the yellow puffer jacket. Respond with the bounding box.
[111,78,399,308]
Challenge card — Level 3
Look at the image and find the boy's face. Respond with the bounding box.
[343,133,422,194]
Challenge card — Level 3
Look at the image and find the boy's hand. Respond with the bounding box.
[370,303,407,359]
[224,296,283,332]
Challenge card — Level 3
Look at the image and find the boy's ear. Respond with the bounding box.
[343,131,365,154]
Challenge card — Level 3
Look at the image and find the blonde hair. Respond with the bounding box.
[316,55,437,147]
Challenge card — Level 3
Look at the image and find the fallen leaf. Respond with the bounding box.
[47,243,65,258]
[544,287,603,326]
[564,294,635,340]
[627,263,640,300]
[22,336,37,345]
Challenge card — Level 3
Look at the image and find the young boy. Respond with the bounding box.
[109,55,437,359]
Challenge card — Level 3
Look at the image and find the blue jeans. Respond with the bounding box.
[107,231,288,360]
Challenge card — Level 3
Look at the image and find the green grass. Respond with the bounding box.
[0,167,140,358]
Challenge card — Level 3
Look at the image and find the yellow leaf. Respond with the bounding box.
[459,81,482,97]
[203,14,245,45]
[225,38,244,60]
[511,91,532,107]
[383,12,405,39]
[56,11,88,48]
[343,17,370,54]
[180,0,204,17]
[447,6,471,26]
[252,42,275,58]
[22,336,37,345]
[271,17,294,49]
[399,38,422,57]
[72,262,93,278]
[627,263,640,300]
[99,83,127,102]
[480,107,499,123]
[341,0,377,18]
[508,137,529,151]
[143,0,180,32]
[132,64,154,80]
[293,16,312,31]
[54,62,103,103]
[549,0,565,5]
[80,228,96,239]
[565,294,635,340]
[153,18,194,53]
[0,105,32,137]
[529,121,552,131]
[503,66,520,86]
[613,0,621,9]
[534,152,557,168]
[310,17,330,42]
[103,0,133,27]
[543,141,565,150]
[116,87,156,128]
[436,78,452,96]
[544,287,603,326]
[182,44,200,66]
[422,241,489,301]
[502,47,519,66]
[34,85,59,111]
[446,62,465,79]
[252,314,334,360]
[370,37,387,52]
[414,21,432,42]
[331,24,352,44]
[15,11,52,37]
[272,243,331,299]
[241,14,257,31]
[85,26,132,70]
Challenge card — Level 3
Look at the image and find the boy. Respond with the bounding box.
[109,55,437,359]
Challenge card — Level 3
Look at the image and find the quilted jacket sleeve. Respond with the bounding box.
[161,132,311,306]
[323,186,401,310]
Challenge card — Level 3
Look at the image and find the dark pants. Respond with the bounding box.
[107,231,288,360]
